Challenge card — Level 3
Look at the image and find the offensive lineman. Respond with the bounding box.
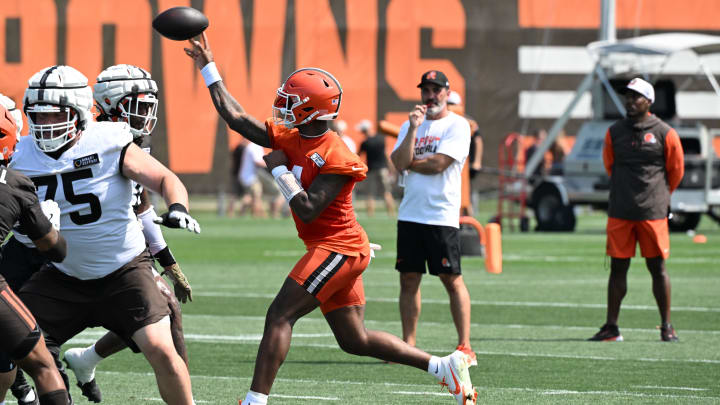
[0,104,70,405]
[11,65,199,405]
[185,33,477,405]
[62,64,192,403]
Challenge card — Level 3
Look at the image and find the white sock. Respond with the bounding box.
[428,355,442,378]
[243,390,268,405]
[84,343,105,365]
[1,400,6,405]
[67,344,102,383]
[21,388,36,402]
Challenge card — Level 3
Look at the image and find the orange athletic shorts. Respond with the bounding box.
[606,217,670,259]
[289,247,370,314]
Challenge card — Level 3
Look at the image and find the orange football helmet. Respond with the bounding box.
[273,68,342,128]
[0,105,18,162]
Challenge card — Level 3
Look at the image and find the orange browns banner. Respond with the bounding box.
[2,1,720,192]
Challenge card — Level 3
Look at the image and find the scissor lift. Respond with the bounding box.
[496,132,529,231]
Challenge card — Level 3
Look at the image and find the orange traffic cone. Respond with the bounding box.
[485,223,502,274]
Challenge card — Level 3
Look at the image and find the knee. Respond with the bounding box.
[16,353,53,380]
[264,304,295,330]
[648,267,668,280]
[336,333,369,356]
[645,257,666,277]
[439,274,464,293]
[142,342,177,367]
[399,273,422,291]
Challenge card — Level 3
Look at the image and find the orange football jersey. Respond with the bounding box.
[266,120,370,256]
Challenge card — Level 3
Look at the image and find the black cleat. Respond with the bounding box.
[659,323,679,342]
[11,384,39,405]
[588,323,624,341]
[77,379,102,403]
[10,369,39,405]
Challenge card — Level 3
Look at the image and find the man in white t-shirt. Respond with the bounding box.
[240,142,283,217]
[390,70,476,366]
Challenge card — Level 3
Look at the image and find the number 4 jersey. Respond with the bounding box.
[11,122,146,280]
[266,120,370,257]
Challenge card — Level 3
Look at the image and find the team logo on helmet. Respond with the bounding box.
[0,93,23,138]
[0,104,18,161]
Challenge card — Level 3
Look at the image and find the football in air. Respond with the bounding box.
[152,7,209,41]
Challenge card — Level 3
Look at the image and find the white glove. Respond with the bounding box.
[369,242,382,258]
[153,203,201,234]
[40,199,61,231]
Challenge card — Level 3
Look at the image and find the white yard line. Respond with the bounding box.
[192,291,720,313]
[271,394,339,401]
[262,249,720,264]
[65,333,720,365]
[392,391,453,397]
[91,371,719,402]
[633,385,709,391]
[66,319,720,338]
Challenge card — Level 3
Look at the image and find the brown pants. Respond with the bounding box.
[0,277,41,362]
[19,250,170,345]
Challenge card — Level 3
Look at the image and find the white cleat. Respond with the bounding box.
[436,350,478,404]
[63,347,97,384]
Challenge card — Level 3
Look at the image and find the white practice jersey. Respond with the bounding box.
[11,122,146,280]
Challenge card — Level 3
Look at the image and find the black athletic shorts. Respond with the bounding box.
[0,277,41,365]
[19,250,170,347]
[395,220,462,275]
[0,235,48,292]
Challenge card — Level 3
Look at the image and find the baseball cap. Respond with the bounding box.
[625,77,654,103]
[447,90,462,105]
[355,119,372,132]
[417,70,449,88]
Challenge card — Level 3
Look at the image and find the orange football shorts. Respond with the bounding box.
[606,217,670,259]
[289,247,370,314]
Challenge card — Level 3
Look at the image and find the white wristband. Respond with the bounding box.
[271,165,289,179]
[200,62,222,87]
[273,167,304,202]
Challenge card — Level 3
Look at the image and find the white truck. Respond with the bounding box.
[527,33,720,232]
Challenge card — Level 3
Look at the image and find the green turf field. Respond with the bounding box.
[56,207,719,404]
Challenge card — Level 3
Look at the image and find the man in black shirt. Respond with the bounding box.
[357,120,395,216]
[0,104,70,405]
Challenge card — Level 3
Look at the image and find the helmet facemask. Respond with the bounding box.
[272,89,308,129]
[117,93,158,138]
[26,104,79,152]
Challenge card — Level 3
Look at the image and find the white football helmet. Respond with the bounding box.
[0,93,22,138]
[24,65,93,152]
[94,64,158,139]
